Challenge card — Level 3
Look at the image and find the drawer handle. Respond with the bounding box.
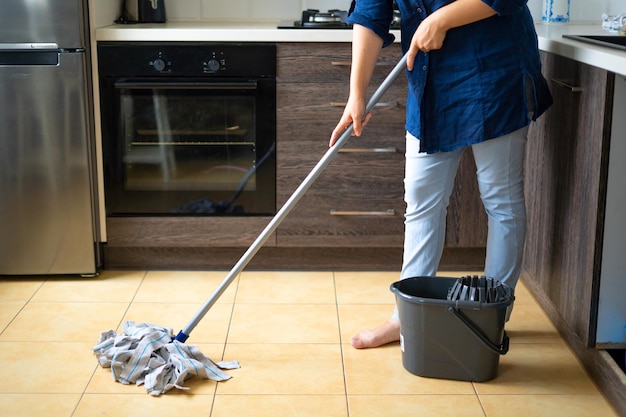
[331,101,397,108]
[331,60,395,67]
[330,209,396,216]
[551,78,583,92]
[338,147,398,153]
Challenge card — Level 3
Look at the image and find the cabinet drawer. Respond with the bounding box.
[277,148,405,247]
[277,43,404,83]
[277,200,405,247]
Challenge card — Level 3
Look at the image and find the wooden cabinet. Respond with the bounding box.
[103,42,487,270]
[522,51,615,347]
[275,42,487,249]
[275,43,407,247]
[520,50,626,417]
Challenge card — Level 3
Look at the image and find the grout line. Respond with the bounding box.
[0,279,47,337]
[333,272,352,417]
[72,270,150,417]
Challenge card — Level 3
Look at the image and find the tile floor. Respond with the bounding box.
[0,270,619,417]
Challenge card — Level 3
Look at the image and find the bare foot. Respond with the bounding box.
[350,320,401,349]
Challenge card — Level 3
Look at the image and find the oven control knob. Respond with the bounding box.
[206,58,221,72]
[153,58,167,72]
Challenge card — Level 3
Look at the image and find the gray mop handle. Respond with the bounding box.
[175,53,408,342]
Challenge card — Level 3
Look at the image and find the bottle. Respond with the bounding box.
[542,0,570,23]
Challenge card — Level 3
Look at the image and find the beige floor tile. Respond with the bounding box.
[87,365,152,395]
[0,278,44,301]
[0,341,97,393]
[343,343,475,395]
[335,271,400,305]
[213,395,348,417]
[0,301,129,343]
[228,303,340,344]
[237,271,336,304]
[74,393,214,417]
[474,342,601,395]
[0,301,25,332]
[505,303,562,344]
[218,343,345,395]
[348,395,486,417]
[88,343,227,395]
[338,304,395,344]
[31,270,145,302]
[514,279,541,306]
[121,302,233,344]
[0,394,81,417]
[133,271,238,303]
[480,394,619,417]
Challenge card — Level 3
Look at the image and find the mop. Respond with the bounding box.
[93,53,409,396]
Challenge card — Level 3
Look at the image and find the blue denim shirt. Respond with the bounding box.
[348,0,553,153]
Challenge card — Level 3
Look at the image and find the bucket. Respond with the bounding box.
[390,276,514,382]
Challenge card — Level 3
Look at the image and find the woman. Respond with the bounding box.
[330,0,552,349]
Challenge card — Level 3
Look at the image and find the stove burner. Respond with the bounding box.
[276,6,400,30]
[300,9,351,28]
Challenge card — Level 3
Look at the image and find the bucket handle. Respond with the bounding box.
[447,306,509,355]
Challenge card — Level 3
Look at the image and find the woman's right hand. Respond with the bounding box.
[329,96,371,147]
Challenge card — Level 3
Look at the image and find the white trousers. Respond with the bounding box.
[393,127,528,321]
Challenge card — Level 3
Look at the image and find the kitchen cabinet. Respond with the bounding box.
[522,51,615,347]
[520,50,626,417]
[275,42,487,249]
[275,42,406,247]
[102,42,487,271]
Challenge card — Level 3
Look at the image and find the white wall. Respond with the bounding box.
[177,0,624,23]
[92,0,624,26]
[527,0,625,23]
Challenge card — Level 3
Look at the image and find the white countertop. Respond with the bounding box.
[95,22,626,76]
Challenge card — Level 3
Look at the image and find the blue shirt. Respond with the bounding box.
[348,0,553,153]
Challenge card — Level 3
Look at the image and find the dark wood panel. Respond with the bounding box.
[103,245,485,271]
[106,216,276,247]
[445,149,487,247]
[522,52,613,346]
[276,82,407,142]
[277,42,404,83]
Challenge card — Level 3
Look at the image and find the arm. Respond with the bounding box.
[407,0,497,70]
[329,25,383,147]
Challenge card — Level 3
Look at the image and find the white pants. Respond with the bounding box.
[393,127,528,321]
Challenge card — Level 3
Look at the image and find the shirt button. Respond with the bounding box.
[417,8,423,12]
[422,65,427,71]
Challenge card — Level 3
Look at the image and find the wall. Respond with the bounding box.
[93,0,625,26]
[181,0,625,23]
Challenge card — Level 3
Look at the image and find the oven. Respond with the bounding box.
[97,42,276,216]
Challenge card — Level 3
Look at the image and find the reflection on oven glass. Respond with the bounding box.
[121,93,257,194]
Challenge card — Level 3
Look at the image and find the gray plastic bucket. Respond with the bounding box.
[390,276,513,382]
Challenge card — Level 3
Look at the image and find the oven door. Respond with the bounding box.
[101,78,276,215]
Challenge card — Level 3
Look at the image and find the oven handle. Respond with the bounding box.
[113,81,258,90]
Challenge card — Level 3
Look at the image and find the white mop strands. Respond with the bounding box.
[93,321,240,396]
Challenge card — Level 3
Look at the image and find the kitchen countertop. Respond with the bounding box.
[95,22,626,76]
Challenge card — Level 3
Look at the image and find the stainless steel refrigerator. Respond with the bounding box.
[0,0,99,275]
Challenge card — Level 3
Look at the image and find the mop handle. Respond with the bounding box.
[175,53,408,342]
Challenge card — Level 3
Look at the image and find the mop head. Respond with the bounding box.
[93,321,240,396]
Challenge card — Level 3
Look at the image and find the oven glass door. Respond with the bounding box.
[104,79,275,215]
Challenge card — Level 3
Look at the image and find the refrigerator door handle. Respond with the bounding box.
[0,43,60,66]
[0,42,59,50]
